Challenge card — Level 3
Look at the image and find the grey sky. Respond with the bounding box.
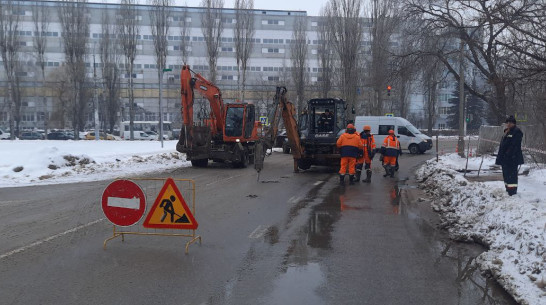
[93,0,327,16]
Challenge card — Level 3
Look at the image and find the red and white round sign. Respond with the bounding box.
[101,180,146,227]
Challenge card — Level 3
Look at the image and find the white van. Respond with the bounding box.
[354,116,433,154]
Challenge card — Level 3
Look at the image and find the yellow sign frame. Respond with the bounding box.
[103,178,201,254]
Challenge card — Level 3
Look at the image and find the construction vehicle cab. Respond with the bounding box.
[296,98,346,170]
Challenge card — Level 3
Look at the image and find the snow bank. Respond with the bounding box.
[0,140,190,187]
[416,154,546,305]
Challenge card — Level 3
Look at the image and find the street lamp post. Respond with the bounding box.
[160,68,172,148]
[93,44,99,142]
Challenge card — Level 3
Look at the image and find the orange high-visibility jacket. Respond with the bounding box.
[337,132,363,158]
[382,135,400,157]
[360,133,376,159]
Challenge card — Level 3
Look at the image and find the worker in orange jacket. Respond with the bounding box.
[380,129,401,178]
[357,125,376,183]
[337,124,364,185]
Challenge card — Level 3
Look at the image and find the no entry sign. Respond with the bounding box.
[101,180,146,227]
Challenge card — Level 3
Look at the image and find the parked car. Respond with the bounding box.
[122,131,152,140]
[20,131,44,140]
[85,131,114,140]
[47,132,74,140]
[0,128,11,140]
[145,131,159,140]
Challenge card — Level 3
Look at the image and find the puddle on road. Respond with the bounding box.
[263,262,325,305]
[270,180,517,305]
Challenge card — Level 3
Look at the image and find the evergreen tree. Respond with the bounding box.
[447,82,485,131]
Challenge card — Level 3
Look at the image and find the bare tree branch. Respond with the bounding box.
[32,0,50,137]
[117,0,140,140]
[290,16,308,114]
[58,0,90,137]
[0,0,22,138]
[201,0,224,81]
[234,0,255,100]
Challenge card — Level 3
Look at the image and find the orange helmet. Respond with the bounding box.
[388,129,395,135]
[347,124,355,130]
[363,125,371,131]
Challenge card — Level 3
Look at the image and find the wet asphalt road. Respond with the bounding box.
[0,149,516,305]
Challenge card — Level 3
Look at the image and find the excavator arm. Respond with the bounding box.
[180,65,225,135]
[264,87,303,172]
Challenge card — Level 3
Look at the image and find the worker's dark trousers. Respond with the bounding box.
[502,162,518,196]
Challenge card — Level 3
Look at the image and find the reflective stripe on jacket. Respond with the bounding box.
[382,135,400,157]
[337,132,363,158]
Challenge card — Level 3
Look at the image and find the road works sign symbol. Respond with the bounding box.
[143,178,198,230]
[102,180,146,227]
[259,116,268,126]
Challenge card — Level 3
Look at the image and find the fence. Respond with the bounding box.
[478,125,546,163]
[102,178,201,254]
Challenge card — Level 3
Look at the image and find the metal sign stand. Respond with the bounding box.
[103,178,201,254]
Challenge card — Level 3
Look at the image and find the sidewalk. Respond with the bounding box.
[416,154,546,305]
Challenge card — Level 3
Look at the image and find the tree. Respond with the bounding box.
[290,16,308,114]
[100,10,121,134]
[58,0,90,137]
[48,66,72,129]
[0,0,22,139]
[368,0,400,115]
[421,55,445,135]
[403,0,530,124]
[447,80,485,132]
[234,0,255,100]
[178,5,191,64]
[32,1,50,138]
[117,0,140,140]
[317,7,334,99]
[201,0,224,82]
[326,0,365,121]
[149,0,171,145]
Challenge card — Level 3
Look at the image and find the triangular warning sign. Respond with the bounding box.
[143,178,198,230]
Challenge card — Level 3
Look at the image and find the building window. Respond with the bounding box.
[221,47,234,52]
[263,39,283,44]
[21,113,36,122]
[262,48,284,54]
[438,107,450,115]
[262,19,285,26]
[438,123,446,130]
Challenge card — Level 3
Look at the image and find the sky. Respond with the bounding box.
[94,0,326,16]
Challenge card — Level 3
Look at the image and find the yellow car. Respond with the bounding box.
[85,131,115,140]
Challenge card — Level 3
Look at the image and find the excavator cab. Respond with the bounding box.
[224,104,256,140]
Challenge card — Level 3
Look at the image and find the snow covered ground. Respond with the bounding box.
[0,140,189,188]
[416,154,546,305]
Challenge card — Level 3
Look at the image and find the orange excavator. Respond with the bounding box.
[176,65,262,168]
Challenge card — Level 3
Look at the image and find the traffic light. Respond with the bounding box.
[387,85,392,96]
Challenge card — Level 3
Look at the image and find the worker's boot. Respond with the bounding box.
[355,169,362,182]
[339,174,345,186]
[349,175,355,185]
[364,170,372,183]
[390,167,395,178]
[383,165,390,177]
